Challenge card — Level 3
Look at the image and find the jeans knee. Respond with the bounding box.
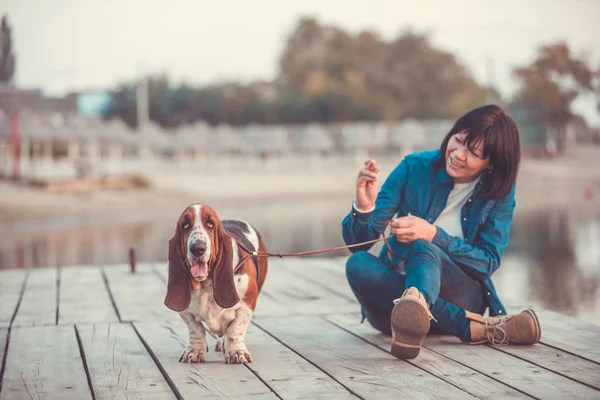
[408,239,438,257]
[405,239,442,277]
[345,251,373,283]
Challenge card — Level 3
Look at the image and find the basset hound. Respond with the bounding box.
[164,203,268,364]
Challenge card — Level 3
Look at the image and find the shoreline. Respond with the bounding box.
[1,147,599,224]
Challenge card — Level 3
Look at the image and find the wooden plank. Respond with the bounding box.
[152,262,168,283]
[507,307,600,365]
[245,324,357,399]
[254,315,474,399]
[76,323,176,400]
[0,329,7,386]
[278,258,357,303]
[325,313,530,399]
[103,264,176,323]
[259,259,358,316]
[133,320,277,399]
[493,343,600,390]
[153,262,296,318]
[1,325,92,400]
[12,268,57,327]
[423,335,600,399]
[59,266,119,325]
[0,270,26,328]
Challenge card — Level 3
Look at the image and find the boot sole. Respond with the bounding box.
[524,309,542,344]
[390,298,430,359]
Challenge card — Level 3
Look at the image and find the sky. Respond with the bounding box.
[2,0,599,125]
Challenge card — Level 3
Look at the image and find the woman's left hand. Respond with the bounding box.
[390,215,437,243]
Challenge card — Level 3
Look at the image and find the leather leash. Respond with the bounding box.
[232,219,401,273]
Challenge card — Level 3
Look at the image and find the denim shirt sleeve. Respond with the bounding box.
[432,184,516,281]
[341,159,409,253]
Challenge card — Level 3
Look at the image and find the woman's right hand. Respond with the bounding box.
[355,159,380,211]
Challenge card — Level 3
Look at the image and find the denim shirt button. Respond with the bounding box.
[498,310,503,314]
[487,292,491,296]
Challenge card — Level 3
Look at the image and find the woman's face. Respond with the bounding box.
[445,131,490,183]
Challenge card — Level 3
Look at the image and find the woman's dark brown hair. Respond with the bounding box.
[433,104,521,200]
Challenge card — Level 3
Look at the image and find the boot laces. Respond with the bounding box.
[486,317,509,345]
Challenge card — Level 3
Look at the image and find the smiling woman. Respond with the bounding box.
[435,105,521,199]
[341,104,539,360]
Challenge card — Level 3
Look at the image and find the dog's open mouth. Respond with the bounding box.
[190,261,209,281]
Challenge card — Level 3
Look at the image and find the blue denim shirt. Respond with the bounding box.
[341,149,515,317]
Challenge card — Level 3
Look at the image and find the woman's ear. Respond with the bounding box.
[164,233,191,312]
[212,224,240,309]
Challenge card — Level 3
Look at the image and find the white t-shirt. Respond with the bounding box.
[433,178,479,240]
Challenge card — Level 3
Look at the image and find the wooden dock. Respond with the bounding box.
[0,258,599,399]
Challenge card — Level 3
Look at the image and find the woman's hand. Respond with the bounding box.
[356,159,380,211]
[390,215,437,243]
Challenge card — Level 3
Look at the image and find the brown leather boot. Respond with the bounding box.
[465,309,541,345]
[390,287,436,359]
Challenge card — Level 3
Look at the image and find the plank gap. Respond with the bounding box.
[131,322,184,400]
[101,267,123,323]
[244,365,285,400]
[423,343,553,399]
[540,342,600,367]
[323,316,500,399]
[293,270,356,302]
[489,344,600,392]
[9,270,29,328]
[252,321,364,400]
[151,263,167,283]
[0,271,29,395]
[0,329,10,397]
[74,325,97,400]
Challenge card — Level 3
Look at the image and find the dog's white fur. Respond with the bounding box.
[174,204,262,364]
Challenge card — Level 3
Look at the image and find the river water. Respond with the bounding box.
[1,196,598,325]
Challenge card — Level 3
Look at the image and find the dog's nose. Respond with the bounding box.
[190,242,207,257]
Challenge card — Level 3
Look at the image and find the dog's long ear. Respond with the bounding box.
[213,224,240,309]
[164,232,191,312]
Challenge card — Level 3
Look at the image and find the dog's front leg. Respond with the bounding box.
[224,306,253,364]
[179,313,207,363]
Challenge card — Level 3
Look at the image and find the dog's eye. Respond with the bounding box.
[182,221,190,230]
[206,220,214,229]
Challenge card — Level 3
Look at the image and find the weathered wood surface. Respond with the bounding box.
[244,324,358,399]
[103,263,176,323]
[255,315,475,399]
[1,325,92,400]
[12,268,57,327]
[325,313,530,399]
[423,335,600,399]
[76,323,175,400]
[59,266,119,325]
[1,259,599,400]
[133,320,277,399]
[0,270,25,328]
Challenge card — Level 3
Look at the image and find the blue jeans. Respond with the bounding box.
[345,239,487,342]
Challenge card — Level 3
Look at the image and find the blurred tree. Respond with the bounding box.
[512,42,598,154]
[278,17,486,122]
[107,16,488,127]
[0,15,16,83]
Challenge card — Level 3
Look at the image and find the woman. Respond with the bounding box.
[342,104,541,360]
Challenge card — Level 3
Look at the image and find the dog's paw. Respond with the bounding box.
[225,349,252,364]
[179,348,206,363]
[215,338,225,353]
